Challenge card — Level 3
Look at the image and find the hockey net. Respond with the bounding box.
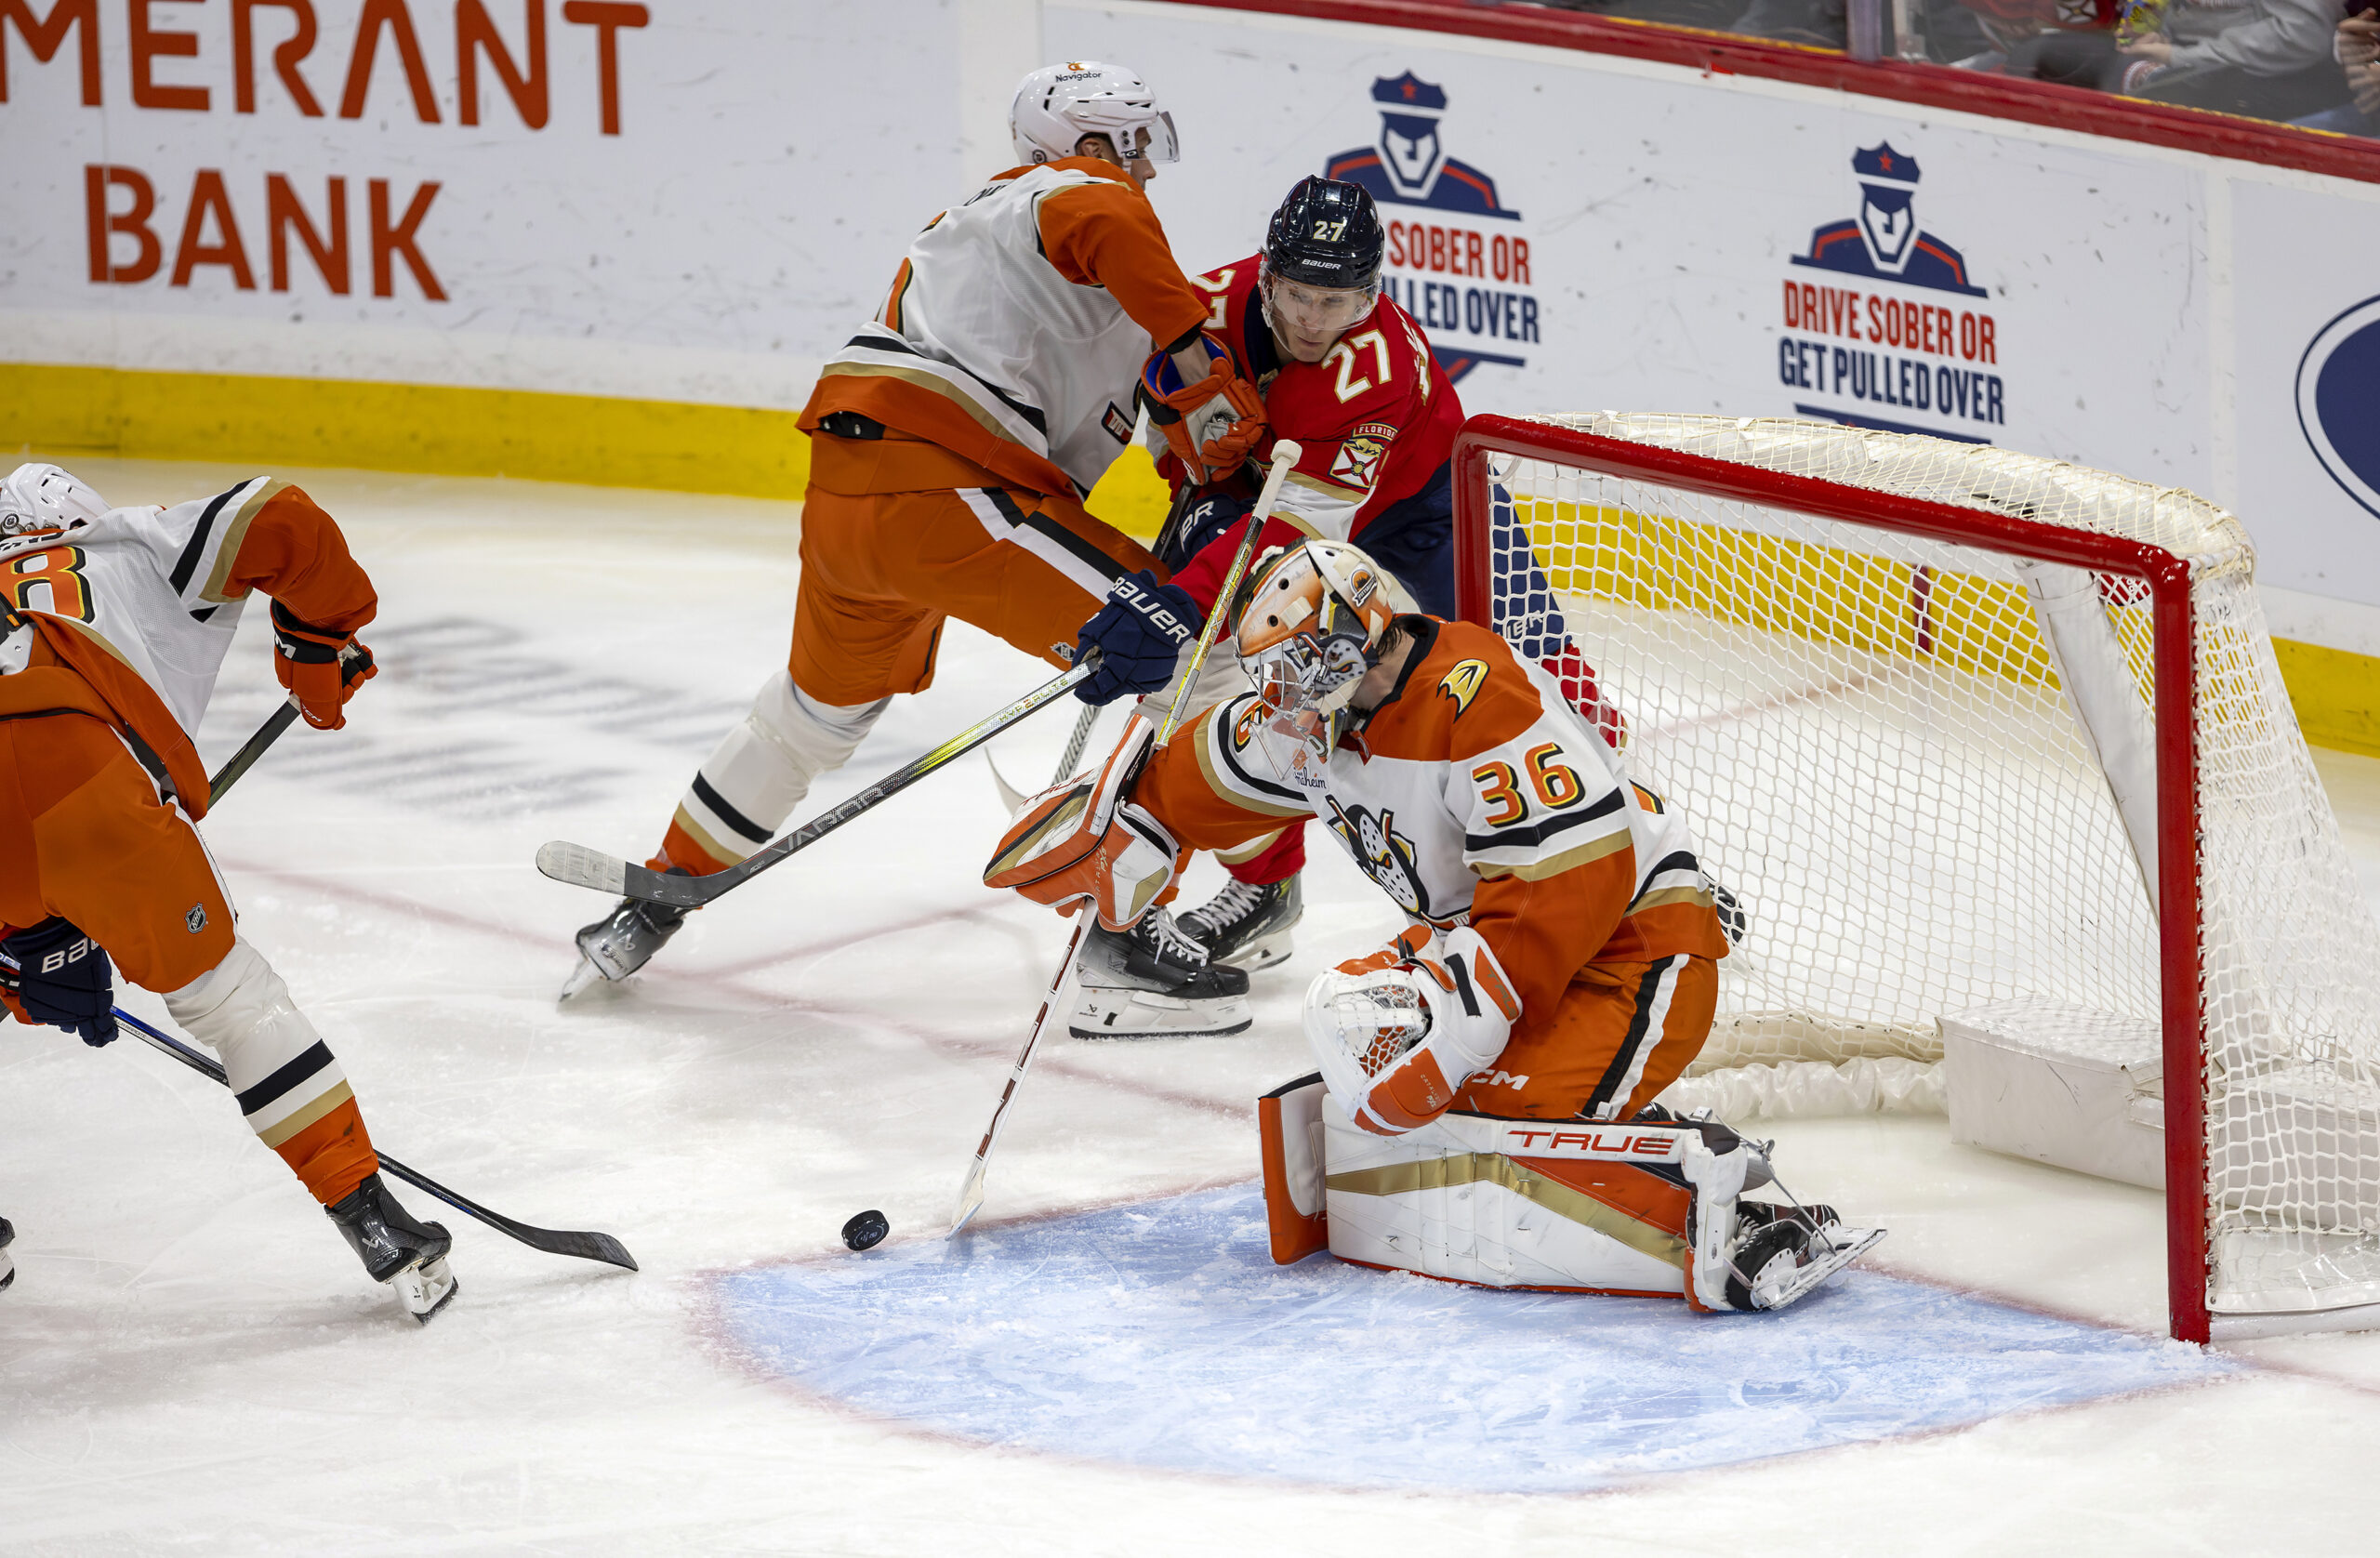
[1452,413,2380,1340]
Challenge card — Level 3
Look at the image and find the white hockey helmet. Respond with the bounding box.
[1228,539,1408,783]
[0,462,108,540]
[1010,62,1179,169]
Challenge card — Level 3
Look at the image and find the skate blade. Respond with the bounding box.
[1753,1226,1884,1312]
[391,1255,459,1325]
[1069,990,1253,1041]
[558,956,608,1000]
[1219,926,1297,971]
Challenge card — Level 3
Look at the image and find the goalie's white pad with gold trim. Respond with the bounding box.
[1318,1104,1697,1296]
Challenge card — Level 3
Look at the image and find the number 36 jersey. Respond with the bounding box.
[1135,615,1731,1024]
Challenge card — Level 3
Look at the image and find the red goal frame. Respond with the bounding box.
[1450,414,2212,1342]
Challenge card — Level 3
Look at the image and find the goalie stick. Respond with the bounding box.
[536,654,1100,909]
[110,1008,639,1272]
[951,441,1303,1235]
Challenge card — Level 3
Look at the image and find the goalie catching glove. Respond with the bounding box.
[1138,335,1266,486]
[271,601,377,731]
[984,715,1183,931]
[1303,925,1521,1135]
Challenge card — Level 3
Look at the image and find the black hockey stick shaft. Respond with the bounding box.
[110,1007,639,1271]
[540,653,1100,910]
[207,696,302,806]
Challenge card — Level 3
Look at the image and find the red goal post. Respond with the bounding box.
[1448,411,2372,1345]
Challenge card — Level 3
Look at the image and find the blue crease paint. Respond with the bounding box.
[714,1185,2236,1493]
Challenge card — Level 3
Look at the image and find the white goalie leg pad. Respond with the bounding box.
[1317,1105,1696,1295]
[164,939,353,1145]
[675,670,886,864]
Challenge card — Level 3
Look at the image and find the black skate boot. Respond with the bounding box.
[328,1172,458,1324]
[1,1214,14,1292]
[562,874,692,998]
[1070,910,1253,1039]
[1176,874,1302,971]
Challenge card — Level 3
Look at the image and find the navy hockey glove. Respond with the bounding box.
[1074,572,1199,706]
[1157,491,1253,574]
[0,918,117,1048]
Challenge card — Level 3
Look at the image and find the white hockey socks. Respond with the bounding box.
[667,671,886,869]
[165,938,375,1205]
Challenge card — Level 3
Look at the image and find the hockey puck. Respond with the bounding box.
[840,1209,890,1251]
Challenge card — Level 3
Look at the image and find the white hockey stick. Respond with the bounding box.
[950,442,1302,1235]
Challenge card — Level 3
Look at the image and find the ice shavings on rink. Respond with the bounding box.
[710,1183,2239,1493]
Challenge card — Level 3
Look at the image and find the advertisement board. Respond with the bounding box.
[3,1,2376,691]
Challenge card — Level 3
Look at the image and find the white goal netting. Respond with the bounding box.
[1476,413,2380,1327]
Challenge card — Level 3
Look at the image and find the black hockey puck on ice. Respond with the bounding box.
[841,1209,890,1251]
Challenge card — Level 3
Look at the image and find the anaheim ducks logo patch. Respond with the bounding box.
[1323,795,1435,919]
[1438,658,1488,714]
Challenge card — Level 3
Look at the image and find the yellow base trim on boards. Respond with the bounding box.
[2272,639,2380,760]
[0,361,1176,537]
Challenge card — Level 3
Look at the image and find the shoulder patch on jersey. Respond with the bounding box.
[1437,658,1488,714]
[1331,432,1391,492]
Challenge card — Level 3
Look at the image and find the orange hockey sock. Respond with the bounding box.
[271,1096,380,1208]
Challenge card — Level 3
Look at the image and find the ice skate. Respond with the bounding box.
[562,892,688,998]
[1176,874,1302,970]
[0,1214,14,1292]
[328,1172,459,1324]
[1069,910,1252,1039]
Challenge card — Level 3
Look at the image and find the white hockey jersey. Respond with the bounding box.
[1139,616,1729,1025]
[0,477,376,814]
[802,159,1209,501]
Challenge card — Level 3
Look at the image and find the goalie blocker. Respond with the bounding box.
[1259,1076,1883,1313]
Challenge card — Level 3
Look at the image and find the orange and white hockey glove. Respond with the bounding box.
[983,715,1183,931]
[1302,926,1520,1135]
[1138,335,1266,486]
[271,601,377,731]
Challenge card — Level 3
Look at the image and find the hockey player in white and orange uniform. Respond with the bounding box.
[566,61,1269,1039]
[986,539,1881,1313]
[0,462,458,1321]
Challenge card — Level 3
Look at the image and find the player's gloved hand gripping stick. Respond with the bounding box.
[949,441,1302,1236]
[104,693,640,1273]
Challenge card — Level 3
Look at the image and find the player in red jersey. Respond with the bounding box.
[1148,178,1620,973]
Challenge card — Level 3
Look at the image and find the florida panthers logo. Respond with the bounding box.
[1322,795,1435,919]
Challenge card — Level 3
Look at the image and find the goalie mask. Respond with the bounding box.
[1230,539,1402,787]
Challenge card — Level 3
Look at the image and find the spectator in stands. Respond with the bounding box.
[2291,7,2380,133]
[2006,0,2347,121]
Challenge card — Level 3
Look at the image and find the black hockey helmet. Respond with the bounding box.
[1263,177,1385,292]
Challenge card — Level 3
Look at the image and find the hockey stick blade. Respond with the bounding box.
[536,839,632,897]
[111,1007,638,1272]
[539,654,1099,910]
[985,749,1029,815]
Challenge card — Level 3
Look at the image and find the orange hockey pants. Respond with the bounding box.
[1452,953,1718,1123]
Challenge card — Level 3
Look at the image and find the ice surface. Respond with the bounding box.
[716,1184,2234,1494]
[3,462,2378,1554]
